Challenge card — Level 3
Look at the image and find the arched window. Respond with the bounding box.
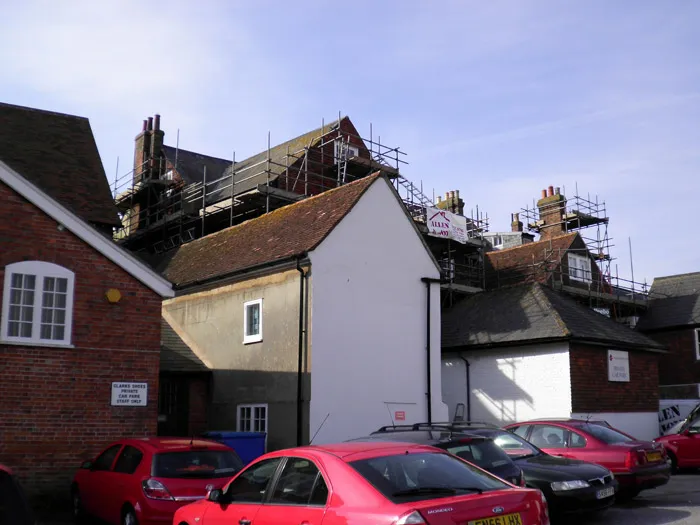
[1,261,75,346]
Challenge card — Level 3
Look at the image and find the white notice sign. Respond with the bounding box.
[111,382,148,406]
[426,207,468,244]
[608,350,630,382]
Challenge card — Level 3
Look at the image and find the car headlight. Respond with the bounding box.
[550,480,590,491]
[609,471,615,480]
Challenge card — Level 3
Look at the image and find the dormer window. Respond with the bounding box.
[568,253,592,284]
[334,140,359,164]
[1,261,75,346]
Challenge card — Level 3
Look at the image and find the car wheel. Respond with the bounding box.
[71,487,85,523]
[122,506,139,525]
[666,451,678,474]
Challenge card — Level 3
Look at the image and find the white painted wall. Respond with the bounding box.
[570,412,660,441]
[309,177,448,443]
[442,343,571,426]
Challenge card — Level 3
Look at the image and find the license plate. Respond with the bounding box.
[646,451,662,462]
[468,513,522,525]
[596,487,615,499]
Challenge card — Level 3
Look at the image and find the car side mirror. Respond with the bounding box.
[207,488,224,503]
[81,461,92,469]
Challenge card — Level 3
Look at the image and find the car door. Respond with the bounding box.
[255,457,329,525]
[676,419,700,467]
[528,425,572,457]
[203,457,283,525]
[81,444,123,521]
[109,445,145,524]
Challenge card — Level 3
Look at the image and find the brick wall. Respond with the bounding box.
[569,343,659,412]
[644,328,700,385]
[0,181,162,504]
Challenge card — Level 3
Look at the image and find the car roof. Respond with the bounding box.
[121,437,232,452]
[301,441,443,461]
[356,429,487,444]
[511,419,609,427]
[0,463,11,474]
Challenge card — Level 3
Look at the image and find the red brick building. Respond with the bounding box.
[0,103,174,504]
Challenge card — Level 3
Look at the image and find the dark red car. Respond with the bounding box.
[504,419,670,498]
[654,403,700,472]
[0,464,35,525]
[173,441,550,525]
[72,438,243,525]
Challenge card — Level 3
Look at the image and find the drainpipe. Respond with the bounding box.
[296,255,308,446]
[460,355,471,421]
[422,277,441,424]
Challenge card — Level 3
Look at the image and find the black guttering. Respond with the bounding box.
[296,254,309,446]
[443,336,667,354]
[459,355,471,421]
[422,277,441,424]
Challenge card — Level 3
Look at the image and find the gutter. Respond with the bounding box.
[422,277,441,424]
[296,254,310,445]
[459,355,471,421]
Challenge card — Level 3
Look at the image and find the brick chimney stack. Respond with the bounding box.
[511,212,523,232]
[133,114,164,185]
[436,189,465,216]
[536,185,567,240]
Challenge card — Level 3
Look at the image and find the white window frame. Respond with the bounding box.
[1,261,75,347]
[237,403,268,433]
[243,298,263,344]
[695,328,700,361]
[568,253,592,284]
[333,140,359,164]
[492,235,503,247]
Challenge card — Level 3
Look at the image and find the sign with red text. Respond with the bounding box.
[395,411,406,421]
[426,207,468,244]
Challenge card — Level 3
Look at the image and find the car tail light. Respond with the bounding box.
[625,450,640,469]
[142,479,174,500]
[395,511,426,525]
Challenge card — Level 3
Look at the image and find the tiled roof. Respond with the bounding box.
[636,272,700,331]
[485,233,578,288]
[442,283,665,351]
[0,102,120,227]
[160,318,209,373]
[163,173,382,288]
[162,145,232,186]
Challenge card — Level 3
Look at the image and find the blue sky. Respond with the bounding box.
[1,0,698,285]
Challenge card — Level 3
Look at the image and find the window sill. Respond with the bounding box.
[243,336,263,345]
[0,339,75,349]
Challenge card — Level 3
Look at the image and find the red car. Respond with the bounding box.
[653,404,700,472]
[71,438,244,525]
[504,419,670,498]
[173,441,550,525]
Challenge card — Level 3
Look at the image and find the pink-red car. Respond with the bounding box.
[71,438,243,525]
[173,441,550,525]
[504,419,670,498]
[654,403,700,472]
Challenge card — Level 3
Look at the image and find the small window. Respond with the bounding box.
[243,299,262,344]
[270,458,328,506]
[113,446,144,475]
[695,329,700,361]
[333,140,360,163]
[92,445,123,472]
[492,235,503,247]
[1,261,75,346]
[238,403,267,432]
[568,253,592,284]
[225,458,282,503]
[569,432,587,448]
[529,425,567,449]
[511,425,530,439]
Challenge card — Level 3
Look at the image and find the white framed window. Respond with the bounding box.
[243,298,263,344]
[1,261,75,346]
[237,403,267,433]
[333,140,359,164]
[695,329,700,361]
[492,235,503,248]
[568,253,592,283]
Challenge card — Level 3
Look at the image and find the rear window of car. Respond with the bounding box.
[576,424,634,444]
[349,451,509,503]
[152,449,243,479]
[446,439,513,469]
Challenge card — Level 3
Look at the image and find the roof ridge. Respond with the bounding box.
[654,271,700,281]
[532,283,571,337]
[178,172,382,250]
[162,144,232,163]
[0,101,88,121]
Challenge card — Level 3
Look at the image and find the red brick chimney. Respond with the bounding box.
[536,185,567,240]
[133,114,164,184]
[511,212,523,232]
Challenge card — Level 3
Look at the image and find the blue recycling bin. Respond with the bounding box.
[203,431,267,465]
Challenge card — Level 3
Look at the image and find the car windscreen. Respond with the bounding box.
[446,439,513,469]
[576,424,634,444]
[349,451,509,503]
[152,449,243,479]
[492,431,541,458]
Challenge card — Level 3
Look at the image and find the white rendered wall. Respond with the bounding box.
[308,178,448,444]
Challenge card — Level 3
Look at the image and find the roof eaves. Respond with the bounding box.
[442,335,572,352]
[0,160,175,298]
[569,336,667,353]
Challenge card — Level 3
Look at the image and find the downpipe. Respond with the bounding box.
[296,256,309,446]
[421,277,441,424]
